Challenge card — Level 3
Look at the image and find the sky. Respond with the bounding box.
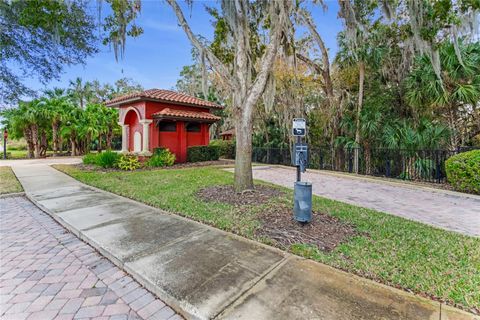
[19,0,343,94]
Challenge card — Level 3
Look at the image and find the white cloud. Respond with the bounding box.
[142,19,181,33]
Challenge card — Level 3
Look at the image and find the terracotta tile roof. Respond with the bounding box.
[220,128,235,136]
[105,89,223,109]
[152,108,221,122]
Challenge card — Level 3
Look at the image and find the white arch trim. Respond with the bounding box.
[120,106,142,124]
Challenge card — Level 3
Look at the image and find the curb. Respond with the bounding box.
[0,192,26,199]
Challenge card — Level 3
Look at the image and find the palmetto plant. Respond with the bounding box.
[382,119,450,179]
[405,41,480,149]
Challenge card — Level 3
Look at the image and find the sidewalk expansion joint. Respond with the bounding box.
[123,228,208,264]
[80,211,157,233]
[212,255,293,319]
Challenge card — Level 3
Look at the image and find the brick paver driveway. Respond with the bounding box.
[249,166,480,237]
[0,196,181,320]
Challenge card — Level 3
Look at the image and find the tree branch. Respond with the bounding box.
[165,0,234,87]
[295,52,324,74]
[300,10,334,99]
[244,2,288,114]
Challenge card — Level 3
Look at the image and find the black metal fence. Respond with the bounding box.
[251,146,478,184]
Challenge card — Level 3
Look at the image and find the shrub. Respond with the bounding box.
[187,145,220,162]
[153,147,167,155]
[209,139,235,159]
[82,153,98,165]
[116,154,141,171]
[96,150,120,168]
[148,149,176,167]
[445,150,480,194]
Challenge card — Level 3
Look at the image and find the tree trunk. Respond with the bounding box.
[52,121,59,155]
[71,139,77,156]
[40,129,47,157]
[97,134,103,152]
[354,61,365,173]
[234,112,254,191]
[85,133,91,154]
[106,127,113,150]
[23,127,35,158]
[31,124,40,158]
[448,107,459,150]
[364,143,371,175]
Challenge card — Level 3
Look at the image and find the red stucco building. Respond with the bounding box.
[220,128,235,141]
[105,89,222,162]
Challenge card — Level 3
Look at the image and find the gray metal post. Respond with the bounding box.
[296,136,301,182]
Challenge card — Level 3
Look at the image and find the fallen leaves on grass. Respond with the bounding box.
[196,185,284,206]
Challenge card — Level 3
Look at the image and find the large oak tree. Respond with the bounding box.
[165,0,293,191]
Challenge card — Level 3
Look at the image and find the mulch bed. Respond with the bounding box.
[197,185,357,252]
[196,185,284,206]
[256,204,358,252]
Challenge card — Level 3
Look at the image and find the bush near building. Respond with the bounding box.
[209,139,235,159]
[187,145,220,162]
[82,153,98,165]
[445,150,480,194]
[148,149,176,167]
[116,154,141,171]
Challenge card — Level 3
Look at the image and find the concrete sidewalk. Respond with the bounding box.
[11,165,477,320]
[0,156,82,167]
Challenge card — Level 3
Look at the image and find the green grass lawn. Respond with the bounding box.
[55,164,480,312]
[0,166,23,194]
[4,150,28,159]
[2,149,56,159]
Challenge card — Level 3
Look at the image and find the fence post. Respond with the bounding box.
[386,158,391,178]
[320,149,323,169]
[436,151,442,183]
[348,149,353,173]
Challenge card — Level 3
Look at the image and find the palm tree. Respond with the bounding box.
[336,2,386,173]
[405,41,480,149]
[23,100,49,158]
[68,77,92,109]
[1,103,35,158]
[39,88,72,155]
[60,104,83,156]
[82,104,103,153]
[104,107,119,150]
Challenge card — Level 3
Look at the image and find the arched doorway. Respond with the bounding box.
[123,108,142,152]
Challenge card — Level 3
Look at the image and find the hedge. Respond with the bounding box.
[209,139,235,159]
[187,145,220,162]
[445,149,480,194]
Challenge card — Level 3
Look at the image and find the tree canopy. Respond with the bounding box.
[0,0,98,104]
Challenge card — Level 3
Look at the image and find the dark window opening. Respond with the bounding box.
[159,121,177,132]
[186,123,201,132]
